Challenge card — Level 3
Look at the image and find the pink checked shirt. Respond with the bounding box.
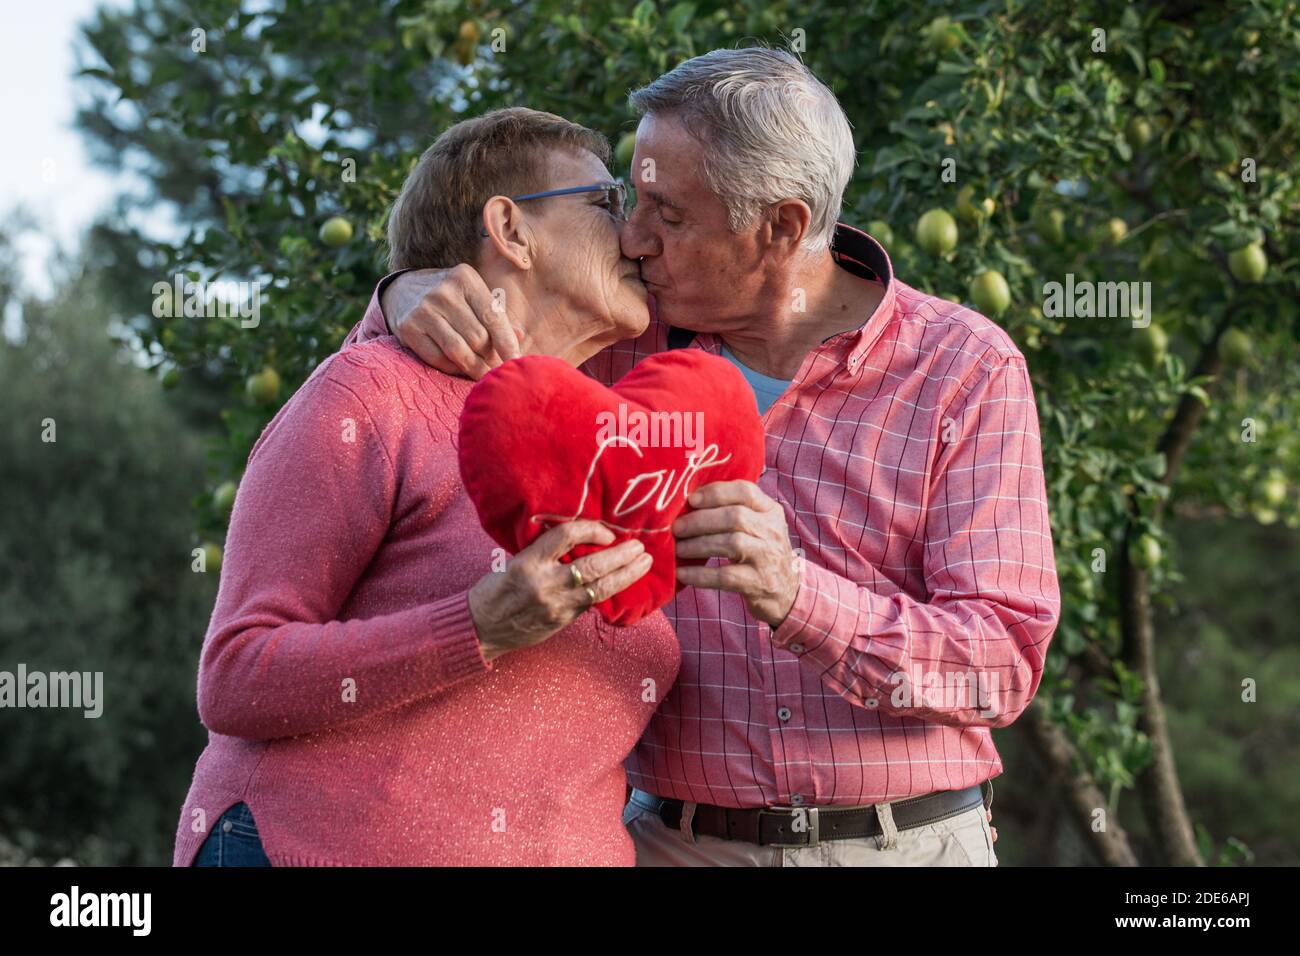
[348,223,1060,810]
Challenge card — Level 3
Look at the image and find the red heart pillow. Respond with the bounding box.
[457,350,765,626]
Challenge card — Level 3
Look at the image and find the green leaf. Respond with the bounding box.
[632,0,656,27]
[665,2,695,34]
[870,144,913,173]
[1023,76,1046,108]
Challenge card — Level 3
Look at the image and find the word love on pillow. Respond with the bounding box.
[458,350,765,626]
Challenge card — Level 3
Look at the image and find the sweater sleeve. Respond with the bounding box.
[196,359,492,741]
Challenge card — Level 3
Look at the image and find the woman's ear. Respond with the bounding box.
[481,196,533,270]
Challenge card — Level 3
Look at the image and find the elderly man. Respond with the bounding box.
[343,47,1059,866]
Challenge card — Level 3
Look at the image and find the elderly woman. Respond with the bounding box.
[173,108,680,866]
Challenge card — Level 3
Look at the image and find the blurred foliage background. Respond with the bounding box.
[1,0,1297,864]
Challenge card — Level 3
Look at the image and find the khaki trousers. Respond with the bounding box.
[623,789,998,867]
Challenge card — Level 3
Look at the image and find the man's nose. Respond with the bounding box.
[619,210,660,261]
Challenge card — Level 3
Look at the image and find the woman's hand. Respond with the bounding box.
[468,520,653,661]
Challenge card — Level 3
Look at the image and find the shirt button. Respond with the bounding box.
[221,820,233,833]
[790,793,805,806]
[777,706,792,722]
[790,643,804,654]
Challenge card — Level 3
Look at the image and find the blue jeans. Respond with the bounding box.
[193,802,272,867]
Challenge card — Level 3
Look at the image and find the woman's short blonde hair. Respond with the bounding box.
[387,107,610,271]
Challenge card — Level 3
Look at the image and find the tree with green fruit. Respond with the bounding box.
[78,0,1300,866]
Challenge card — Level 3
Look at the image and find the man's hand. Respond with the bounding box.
[381,264,521,379]
[672,480,801,628]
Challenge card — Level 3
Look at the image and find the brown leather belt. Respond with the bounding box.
[631,781,992,849]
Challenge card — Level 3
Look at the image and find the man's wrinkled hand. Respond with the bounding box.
[672,480,801,628]
[381,263,521,379]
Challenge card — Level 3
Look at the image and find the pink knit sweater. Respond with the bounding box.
[172,337,681,866]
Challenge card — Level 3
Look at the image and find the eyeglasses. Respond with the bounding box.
[480,180,629,235]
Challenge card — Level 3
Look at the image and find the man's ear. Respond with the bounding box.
[762,198,814,259]
[481,196,533,270]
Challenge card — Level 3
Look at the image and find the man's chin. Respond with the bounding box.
[643,292,692,333]
[643,289,712,335]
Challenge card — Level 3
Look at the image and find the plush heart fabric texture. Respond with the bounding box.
[458,350,765,626]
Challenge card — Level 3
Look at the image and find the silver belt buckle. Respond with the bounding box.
[764,805,820,848]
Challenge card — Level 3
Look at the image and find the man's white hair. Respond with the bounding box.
[628,46,856,254]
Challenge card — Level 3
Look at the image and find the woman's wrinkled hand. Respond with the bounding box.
[468,521,653,661]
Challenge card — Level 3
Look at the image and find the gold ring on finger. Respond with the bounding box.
[569,564,585,588]
[584,586,598,606]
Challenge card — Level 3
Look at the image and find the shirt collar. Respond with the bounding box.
[823,222,898,370]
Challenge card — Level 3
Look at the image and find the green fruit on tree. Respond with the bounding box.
[1134,323,1169,369]
[866,219,894,247]
[1218,327,1253,366]
[201,542,223,574]
[1034,207,1066,245]
[246,367,281,405]
[1252,506,1279,526]
[213,480,238,516]
[615,132,636,169]
[915,208,958,256]
[1259,469,1288,509]
[970,270,1011,317]
[925,16,962,54]
[956,185,994,224]
[1129,533,1162,570]
[1095,217,1128,246]
[1227,242,1267,282]
[1125,117,1153,150]
[319,216,353,247]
